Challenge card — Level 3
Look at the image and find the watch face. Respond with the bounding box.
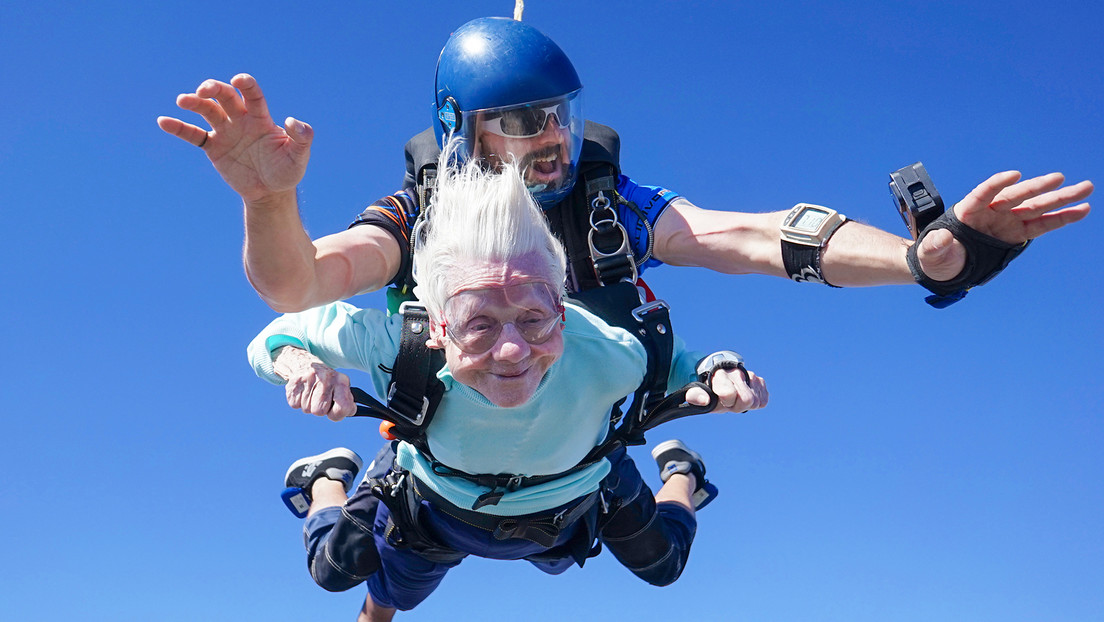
[793,207,829,232]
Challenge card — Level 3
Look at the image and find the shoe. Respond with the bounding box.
[280,448,363,518]
[651,439,719,511]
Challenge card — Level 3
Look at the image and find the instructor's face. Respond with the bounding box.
[475,114,571,196]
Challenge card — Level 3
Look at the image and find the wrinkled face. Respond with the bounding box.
[426,255,565,408]
[474,111,572,197]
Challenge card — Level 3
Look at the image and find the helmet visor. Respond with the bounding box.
[461,90,584,207]
[482,99,574,138]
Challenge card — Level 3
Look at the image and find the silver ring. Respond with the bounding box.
[197,132,209,148]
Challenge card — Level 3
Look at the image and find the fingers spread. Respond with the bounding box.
[1013,179,1094,216]
[958,171,1022,216]
[173,91,230,132]
[990,172,1065,211]
[1019,203,1092,238]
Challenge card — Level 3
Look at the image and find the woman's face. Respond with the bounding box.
[427,255,564,408]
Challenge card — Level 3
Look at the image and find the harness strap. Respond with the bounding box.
[367,470,466,564]
[384,303,445,442]
[366,465,602,558]
[417,166,436,216]
[413,478,599,548]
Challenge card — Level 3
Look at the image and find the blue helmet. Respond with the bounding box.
[434,17,585,206]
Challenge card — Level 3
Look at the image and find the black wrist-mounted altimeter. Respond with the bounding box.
[889,161,1030,308]
[889,162,944,240]
[780,203,849,287]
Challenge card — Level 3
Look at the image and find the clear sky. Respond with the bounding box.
[3,1,1102,620]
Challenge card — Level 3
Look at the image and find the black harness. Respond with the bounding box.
[398,121,656,294]
[352,282,716,507]
[346,122,715,561]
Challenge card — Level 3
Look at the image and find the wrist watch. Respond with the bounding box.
[780,203,848,286]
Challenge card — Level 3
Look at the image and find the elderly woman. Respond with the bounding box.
[247,145,767,620]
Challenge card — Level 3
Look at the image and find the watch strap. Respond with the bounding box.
[782,239,840,287]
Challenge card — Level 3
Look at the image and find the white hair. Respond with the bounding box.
[412,138,568,318]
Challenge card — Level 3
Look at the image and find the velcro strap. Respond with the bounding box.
[906,208,1031,307]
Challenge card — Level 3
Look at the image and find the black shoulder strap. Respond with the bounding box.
[402,128,440,190]
[351,303,444,448]
[580,121,620,169]
[403,127,441,209]
[549,121,643,291]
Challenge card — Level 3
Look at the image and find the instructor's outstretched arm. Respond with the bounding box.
[159,74,400,311]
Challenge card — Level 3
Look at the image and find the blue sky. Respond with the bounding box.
[3,1,1101,620]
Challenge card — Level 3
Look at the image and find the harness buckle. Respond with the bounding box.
[590,190,612,211]
[587,226,638,285]
[397,300,428,318]
[390,472,406,498]
[386,384,430,426]
[587,190,639,285]
[552,507,569,527]
[636,391,651,425]
[632,299,670,322]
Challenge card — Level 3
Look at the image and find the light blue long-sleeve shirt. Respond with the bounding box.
[249,301,702,515]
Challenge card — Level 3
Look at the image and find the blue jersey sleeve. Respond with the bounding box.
[615,175,680,272]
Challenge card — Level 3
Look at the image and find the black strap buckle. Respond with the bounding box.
[385,384,430,426]
[587,190,639,285]
[631,299,670,323]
